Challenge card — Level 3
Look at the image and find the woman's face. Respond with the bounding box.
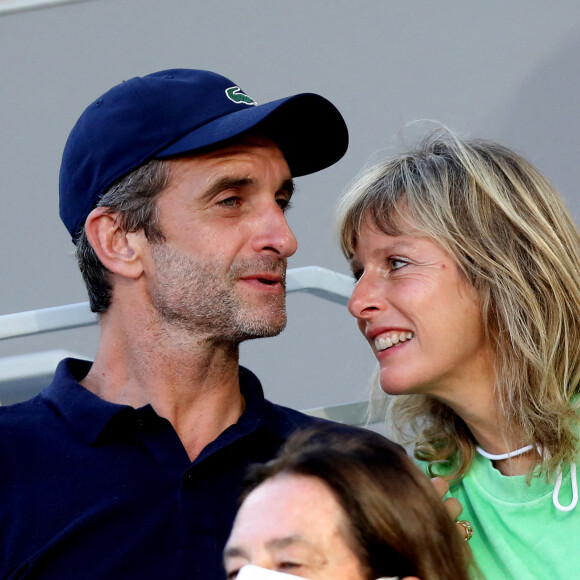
[224,474,367,580]
[347,215,494,404]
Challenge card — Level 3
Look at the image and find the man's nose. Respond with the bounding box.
[251,204,298,258]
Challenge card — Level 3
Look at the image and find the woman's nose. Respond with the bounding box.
[347,272,386,319]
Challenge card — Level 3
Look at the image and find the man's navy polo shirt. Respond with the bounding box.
[0,358,322,579]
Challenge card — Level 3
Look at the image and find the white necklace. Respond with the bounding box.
[477,444,579,513]
[475,443,534,461]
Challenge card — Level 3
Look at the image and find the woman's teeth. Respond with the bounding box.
[374,332,414,352]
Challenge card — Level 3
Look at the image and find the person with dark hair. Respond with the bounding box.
[224,424,474,580]
[338,127,580,578]
[0,69,350,579]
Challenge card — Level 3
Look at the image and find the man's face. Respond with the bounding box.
[141,135,298,343]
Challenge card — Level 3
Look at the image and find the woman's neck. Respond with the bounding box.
[435,386,535,476]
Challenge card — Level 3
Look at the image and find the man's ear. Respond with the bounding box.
[84,207,145,279]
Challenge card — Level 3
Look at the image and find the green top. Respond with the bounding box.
[442,452,579,579]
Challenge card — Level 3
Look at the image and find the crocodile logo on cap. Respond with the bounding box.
[225,86,257,106]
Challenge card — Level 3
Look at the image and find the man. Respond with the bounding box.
[0,69,348,579]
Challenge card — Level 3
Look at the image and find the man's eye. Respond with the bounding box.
[352,270,363,282]
[276,198,292,212]
[220,196,241,207]
[225,568,241,580]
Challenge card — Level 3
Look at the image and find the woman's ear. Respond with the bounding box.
[84,207,145,279]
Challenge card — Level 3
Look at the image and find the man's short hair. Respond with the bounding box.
[75,159,170,313]
[60,69,348,243]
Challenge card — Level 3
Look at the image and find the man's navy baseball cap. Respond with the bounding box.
[59,68,349,242]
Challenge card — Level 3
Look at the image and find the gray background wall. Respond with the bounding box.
[1,0,579,413]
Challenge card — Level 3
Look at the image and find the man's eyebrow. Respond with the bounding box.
[280,179,295,197]
[199,177,295,202]
[200,176,254,202]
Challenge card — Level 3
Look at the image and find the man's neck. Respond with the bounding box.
[81,309,246,462]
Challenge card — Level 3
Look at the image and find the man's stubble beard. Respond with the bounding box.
[149,242,288,343]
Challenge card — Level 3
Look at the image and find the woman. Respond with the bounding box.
[337,128,580,578]
[224,424,473,580]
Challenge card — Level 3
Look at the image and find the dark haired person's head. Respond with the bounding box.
[60,68,348,315]
[224,425,472,580]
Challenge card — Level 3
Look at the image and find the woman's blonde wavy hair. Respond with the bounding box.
[337,128,580,481]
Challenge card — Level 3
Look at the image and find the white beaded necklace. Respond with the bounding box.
[475,443,578,512]
[475,443,534,461]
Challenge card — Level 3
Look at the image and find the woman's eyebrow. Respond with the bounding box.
[350,240,417,264]
[369,241,419,259]
[223,535,312,563]
[267,535,327,566]
[223,544,249,561]
[265,535,308,550]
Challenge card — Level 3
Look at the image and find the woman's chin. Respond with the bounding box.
[378,372,429,397]
[378,380,416,397]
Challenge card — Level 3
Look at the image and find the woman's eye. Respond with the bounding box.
[279,562,302,571]
[226,569,240,580]
[390,257,408,270]
[352,270,363,283]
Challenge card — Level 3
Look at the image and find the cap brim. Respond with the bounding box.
[155,93,348,177]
